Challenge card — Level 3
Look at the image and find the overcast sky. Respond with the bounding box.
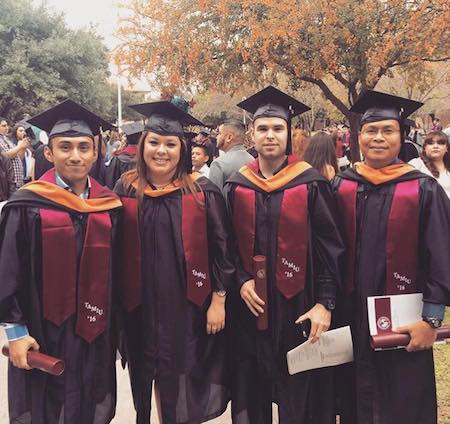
[33,0,121,49]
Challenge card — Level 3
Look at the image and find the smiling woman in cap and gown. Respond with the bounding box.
[332,90,450,424]
[114,100,235,423]
[224,86,344,424]
[0,99,122,423]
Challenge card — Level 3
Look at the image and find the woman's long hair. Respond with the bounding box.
[121,131,203,207]
[292,128,310,160]
[420,131,450,178]
[304,132,338,177]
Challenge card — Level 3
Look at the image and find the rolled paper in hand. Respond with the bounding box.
[253,255,268,331]
[370,325,450,350]
[2,345,65,376]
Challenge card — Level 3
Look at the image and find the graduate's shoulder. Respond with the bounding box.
[194,175,222,196]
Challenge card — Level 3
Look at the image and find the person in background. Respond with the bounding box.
[11,121,35,183]
[304,132,339,180]
[431,117,443,132]
[291,127,310,159]
[209,119,253,190]
[409,131,450,198]
[398,118,421,163]
[191,143,211,177]
[0,153,15,201]
[104,121,142,189]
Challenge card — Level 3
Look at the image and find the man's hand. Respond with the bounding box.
[394,320,437,352]
[8,336,40,370]
[206,293,226,335]
[240,279,265,317]
[295,303,331,344]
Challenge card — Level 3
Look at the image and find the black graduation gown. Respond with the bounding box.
[332,168,450,424]
[104,154,136,189]
[224,163,344,424]
[0,184,120,424]
[114,177,235,424]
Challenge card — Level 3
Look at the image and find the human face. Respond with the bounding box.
[252,117,288,160]
[143,132,181,182]
[0,120,8,136]
[191,146,209,169]
[423,136,448,162]
[44,136,97,184]
[216,125,226,150]
[359,120,401,168]
[16,126,27,140]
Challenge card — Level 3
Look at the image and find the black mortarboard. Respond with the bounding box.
[28,99,113,139]
[128,101,203,138]
[237,85,310,121]
[121,121,144,145]
[403,118,416,128]
[350,90,423,126]
[237,86,310,154]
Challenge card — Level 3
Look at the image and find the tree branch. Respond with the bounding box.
[299,76,350,116]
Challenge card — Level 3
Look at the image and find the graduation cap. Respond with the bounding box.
[128,101,203,138]
[28,99,113,139]
[237,86,311,154]
[121,121,144,145]
[350,90,423,127]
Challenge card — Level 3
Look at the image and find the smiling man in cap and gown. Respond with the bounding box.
[332,90,450,424]
[0,99,122,424]
[224,86,344,424]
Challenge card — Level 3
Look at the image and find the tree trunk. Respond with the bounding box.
[348,112,361,163]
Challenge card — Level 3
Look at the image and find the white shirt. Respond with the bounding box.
[409,157,450,199]
[195,163,210,178]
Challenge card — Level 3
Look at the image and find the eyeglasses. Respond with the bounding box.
[361,128,400,137]
[424,139,447,146]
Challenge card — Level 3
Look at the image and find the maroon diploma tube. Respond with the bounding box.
[253,255,268,331]
[2,345,65,376]
[370,326,450,350]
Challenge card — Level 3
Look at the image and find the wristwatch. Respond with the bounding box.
[215,290,227,298]
[422,317,442,329]
[319,299,336,311]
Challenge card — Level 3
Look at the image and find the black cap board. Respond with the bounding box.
[121,121,144,145]
[128,101,203,138]
[28,99,113,139]
[237,85,310,121]
[350,90,423,126]
[237,86,310,155]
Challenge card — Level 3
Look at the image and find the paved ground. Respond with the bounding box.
[0,332,233,423]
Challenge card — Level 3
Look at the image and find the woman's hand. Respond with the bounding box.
[206,292,226,335]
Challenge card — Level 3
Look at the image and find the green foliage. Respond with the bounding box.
[0,0,143,124]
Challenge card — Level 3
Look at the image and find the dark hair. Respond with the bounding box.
[421,131,450,178]
[0,117,8,124]
[221,119,245,142]
[121,131,203,207]
[192,142,213,165]
[304,132,338,178]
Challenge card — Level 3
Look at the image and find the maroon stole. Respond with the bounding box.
[119,191,211,312]
[336,178,420,294]
[35,170,115,343]
[233,184,309,299]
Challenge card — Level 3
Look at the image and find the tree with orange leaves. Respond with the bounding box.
[115,0,450,159]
